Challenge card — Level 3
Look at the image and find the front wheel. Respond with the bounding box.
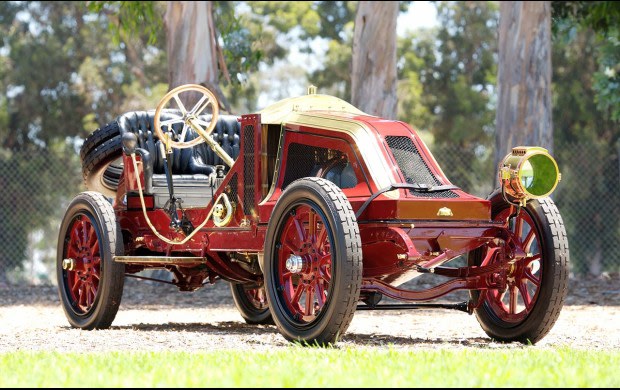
[469,190,569,344]
[56,191,125,329]
[264,178,362,345]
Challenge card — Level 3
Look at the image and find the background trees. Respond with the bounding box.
[0,1,618,281]
[0,1,167,282]
[495,1,553,166]
[351,1,398,118]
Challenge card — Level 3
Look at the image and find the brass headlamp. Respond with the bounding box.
[499,146,561,205]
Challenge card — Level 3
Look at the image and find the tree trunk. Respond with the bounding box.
[164,1,229,110]
[495,1,553,166]
[351,1,398,119]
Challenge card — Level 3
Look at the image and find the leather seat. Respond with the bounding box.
[117,110,241,177]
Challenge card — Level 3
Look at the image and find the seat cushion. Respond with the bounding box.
[117,110,241,176]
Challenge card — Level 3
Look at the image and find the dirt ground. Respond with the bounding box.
[0,274,618,352]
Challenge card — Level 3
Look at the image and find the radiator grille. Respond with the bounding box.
[385,136,458,198]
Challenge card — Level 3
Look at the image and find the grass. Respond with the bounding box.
[1,347,619,387]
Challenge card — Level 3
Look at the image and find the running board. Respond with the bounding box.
[356,302,471,313]
[113,256,205,264]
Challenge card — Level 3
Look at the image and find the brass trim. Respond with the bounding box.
[283,112,396,190]
[62,258,75,271]
[260,124,286,204]
[437,207,454,217]
[113,256,205,264]
[259,94,365,124]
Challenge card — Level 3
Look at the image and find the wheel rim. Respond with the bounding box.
[62,213,102,315]
[485,208,543,324]
[275,203,333,326]
[244,285,268,311]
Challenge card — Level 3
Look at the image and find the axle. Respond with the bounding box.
[356,302,471,313]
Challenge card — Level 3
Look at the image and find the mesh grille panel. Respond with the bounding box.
[282,143,344,189]
[385,136,458,198]
[227,173,238,204]
[243,125,255,214]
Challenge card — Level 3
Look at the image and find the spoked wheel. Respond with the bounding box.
[264,178,362,345]
[57,191,125,329]
[469,190,569,344]
[230,283,273,325]
[153,84,219,149]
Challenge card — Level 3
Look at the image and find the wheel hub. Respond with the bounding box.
[286,254,305,273]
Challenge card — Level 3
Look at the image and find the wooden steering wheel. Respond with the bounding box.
[153,84,220,150]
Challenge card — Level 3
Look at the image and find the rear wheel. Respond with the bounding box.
[264,178,362,345]
[469,190,569,344]
[230,282,273,325]
[57,191,125,329]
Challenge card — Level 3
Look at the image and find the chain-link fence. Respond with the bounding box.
[432,141,620,276]
[1,141,617,286]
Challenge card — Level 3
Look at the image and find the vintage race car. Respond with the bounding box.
[58,84,568,345]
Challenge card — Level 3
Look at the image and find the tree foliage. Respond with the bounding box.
[0,1,168,281]
[552,1,620,121]
[1,0,617,279]
[88,1,163,45]
[246,1,357,99]
[551,23,620,274]
[401,1,498,147]
[396,2,498,197]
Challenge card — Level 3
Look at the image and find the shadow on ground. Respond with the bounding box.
[2,273,618,307]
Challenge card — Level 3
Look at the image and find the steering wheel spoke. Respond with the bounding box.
[154,84,220,150]
[172,94,188,115]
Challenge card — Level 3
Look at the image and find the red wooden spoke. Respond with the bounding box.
[315,282,326,306]
[291,283,304,306]
[243,286,268,310]
[63,215,102,314]
[88,224,97,247]
[283,240,298,255]
[523,229,536,252]
[308,209,317,243]
[509,286,518,314]
[81,220,89,248]
[305,286,314,317]
[513,215,523,238]
[482,208,544,324]
[518,281,533,310]
[317,228,328,253]
[526,253,541,264]
[71,227,82,250]
[524,267,540,286]
[293,216,306,243]
[319,263,331,283]
[277,203,332,324]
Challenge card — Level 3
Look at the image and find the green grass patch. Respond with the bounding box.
[1,347,618,387]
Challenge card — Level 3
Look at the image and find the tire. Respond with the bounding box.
[230,283,274,325]
[80,121,120,160]
[82,136,123,198]
[264,177,362,345]
[57,191,125,329]
[469,189,569,344]
[81,122,123,197]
